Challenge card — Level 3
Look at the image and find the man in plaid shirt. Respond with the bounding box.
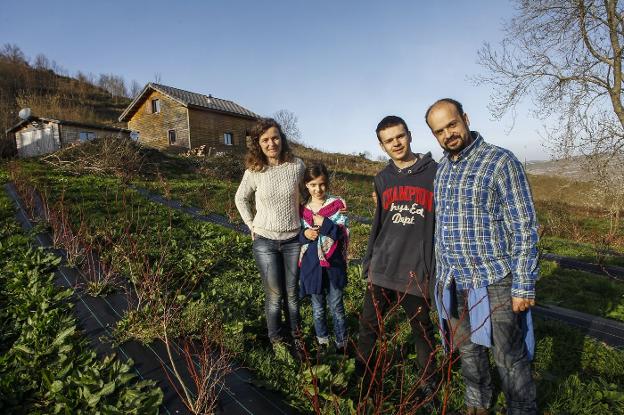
[426,98,538,415]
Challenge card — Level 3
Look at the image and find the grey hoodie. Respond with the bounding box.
[362,152,437,298]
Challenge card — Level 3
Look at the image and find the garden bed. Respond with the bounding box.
[0,185,163,413]
[2,159,624,414]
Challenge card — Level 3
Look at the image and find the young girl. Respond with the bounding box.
[299,163,349,353]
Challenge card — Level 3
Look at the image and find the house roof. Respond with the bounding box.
[6,116,131,134]
[118,82,260,122]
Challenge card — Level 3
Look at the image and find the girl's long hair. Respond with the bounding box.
[245,118,294,171]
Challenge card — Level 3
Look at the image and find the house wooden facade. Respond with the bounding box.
[118,83,259,152]
[6,117,131,158]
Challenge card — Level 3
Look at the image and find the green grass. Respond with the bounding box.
[533,319,624,413]
[329,171,377,218]
[127,157,624,265]
[14,158,624,320]
[535,199,624,252]
[537,261,624,322]
[540,236,624,267]
[136,175,242,222]
[4,158,624,413]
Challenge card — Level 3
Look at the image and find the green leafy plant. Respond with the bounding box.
[4,158,624,414]
[0,194,163,413]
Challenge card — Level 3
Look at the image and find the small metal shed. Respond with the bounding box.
[6,116,131,158]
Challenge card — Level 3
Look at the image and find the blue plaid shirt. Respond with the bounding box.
[434,133,539,299]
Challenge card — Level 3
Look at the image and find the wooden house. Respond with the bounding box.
[118,83,259,152]
[6,116,131,158]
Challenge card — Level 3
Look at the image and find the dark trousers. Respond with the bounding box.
[449,276,536,414]
[356,283,437,383]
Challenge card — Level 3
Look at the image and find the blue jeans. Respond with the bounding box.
[310,273,347,346]
[252,235,300,342]
[450,275,536,414]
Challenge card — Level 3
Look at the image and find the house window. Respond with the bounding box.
[168,129,177,145]
[79,132,96,142]
[151,99,161,114]
[224,132,233,146]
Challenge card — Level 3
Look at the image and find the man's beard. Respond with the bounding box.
[444,135,466,154]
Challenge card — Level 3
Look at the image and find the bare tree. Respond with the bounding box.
[130,79,143,98]
[115,76,128,98]
[98,74,111,93]
[474,0,624,230]
[75,71,89,84]
[50,60,68,76]
[154,72,162,84]
[33,53,50,70]
[273,109,302,143]
[0,43,28,65]
[98,73,129,100]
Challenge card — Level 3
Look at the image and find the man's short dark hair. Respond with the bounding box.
[424,98,464,127]
[376,115,409,141]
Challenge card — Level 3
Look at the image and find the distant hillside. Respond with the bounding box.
[526,154,621,182]
[525,156,589,181]
[0,44,131,156]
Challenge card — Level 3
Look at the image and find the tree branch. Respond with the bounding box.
[578,0,613,65]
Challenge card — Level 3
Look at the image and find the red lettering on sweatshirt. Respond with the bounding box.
[382,186,433,212]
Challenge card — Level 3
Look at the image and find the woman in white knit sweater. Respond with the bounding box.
[235,118,305,350]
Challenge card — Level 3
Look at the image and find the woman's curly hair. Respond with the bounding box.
[245,118,294,171]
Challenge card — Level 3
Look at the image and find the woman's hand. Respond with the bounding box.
[304,228,319,241]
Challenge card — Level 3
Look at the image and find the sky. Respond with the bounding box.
[1,0,554,161]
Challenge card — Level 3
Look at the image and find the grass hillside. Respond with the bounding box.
[0,56,130,127]
[0,46,131,157]
[291,142,384,176]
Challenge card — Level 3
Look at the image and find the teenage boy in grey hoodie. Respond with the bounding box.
[355,116,438,392]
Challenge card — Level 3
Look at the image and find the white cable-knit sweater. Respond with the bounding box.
[235,158,305,240]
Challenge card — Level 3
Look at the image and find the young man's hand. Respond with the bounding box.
[512,297,535,313]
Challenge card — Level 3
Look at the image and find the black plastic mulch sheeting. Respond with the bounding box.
[4,183,301,415]
[540,253,624,280]
[534,304,624,347]
[130,185,251,235]
[131,186,624,349]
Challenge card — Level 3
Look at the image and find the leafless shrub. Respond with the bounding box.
[160,298,233,415]
[81,244,120,297]
[41,135,145,180]
[8,166,120,294]
[120,222,173,311]
[301,275,452,414]
[194,152,245,181]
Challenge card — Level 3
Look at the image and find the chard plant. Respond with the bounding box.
[0,190,163,413]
